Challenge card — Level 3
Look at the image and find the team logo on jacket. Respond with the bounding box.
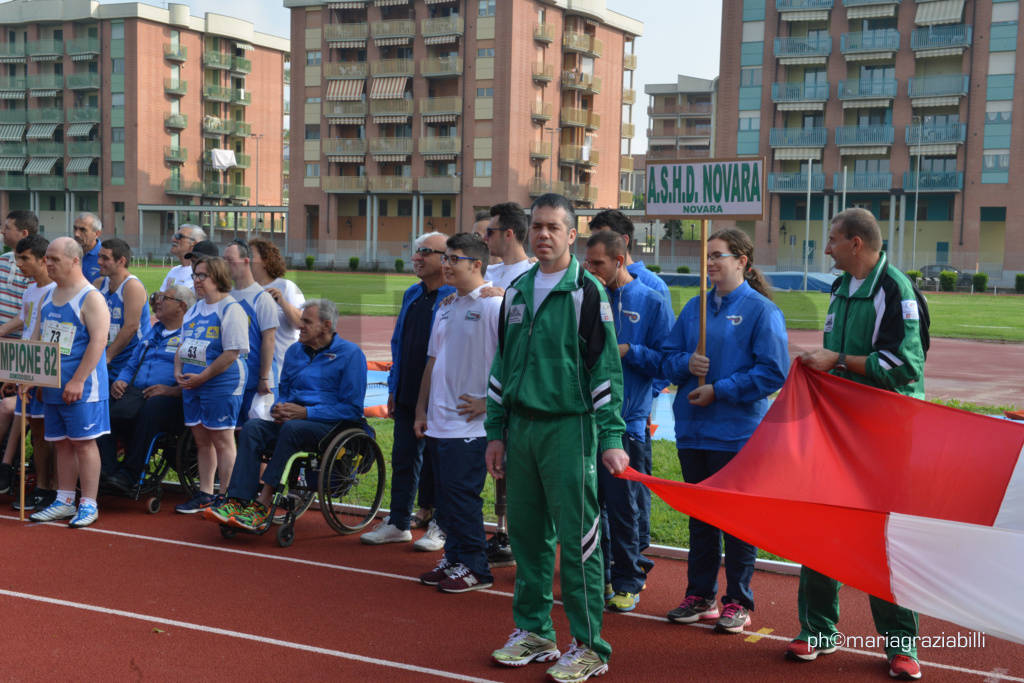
[824,313,835,333]
[112,307,123,321]
[623,309,640,323]
[206,326,220,339]
[465,310,481,321]
[599,302,613,322]
[508,304,525,325]
[726,315,743,326]
[901,299,919,320]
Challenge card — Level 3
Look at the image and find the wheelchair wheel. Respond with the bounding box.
[273,462,316,525]
[220,525,236,539]
[138,436,173,498]
[175,429,200,498]
[276,524,294,548]
[317,428,385,534]
[146,496,161,514]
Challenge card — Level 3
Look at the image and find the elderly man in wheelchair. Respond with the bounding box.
[202,298,367,531]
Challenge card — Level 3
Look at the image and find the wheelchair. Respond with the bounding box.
[176,420,385,547]
[98,430,180,514]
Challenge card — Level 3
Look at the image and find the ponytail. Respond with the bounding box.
[744,264,774,300]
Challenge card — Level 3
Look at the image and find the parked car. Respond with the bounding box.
[919,264,972,287]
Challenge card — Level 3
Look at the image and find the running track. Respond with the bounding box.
[1,494,1021,681]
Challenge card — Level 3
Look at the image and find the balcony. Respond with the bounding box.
[67,37,100,56]
[560,107,590,127]
[623,54,637,70]
[0,174,27,190]
[532,63,554,82]
[26,74,63,91]
[322,176,368,193]
[226,184,251,200]
[164,44,187,61]
[620,156,634,172]
[324,62,369,80]
[420,56,462,78]
[230,57,251,74]
[68,73,101,90]
[324,139,368,156]
[202,116,232,135]
[561,71,601,94]
[165,113,188,129]
[203,51,232,70]
[231,89,252,106]
[619,190,634,207]
[370,99,414,117]
[903,171,963,192]
[372,59,415,76]
[28,108,62,123]
[648,102,714,116]
[622,122,635,138]
[771,82,830,108]
[774,35,832,61]
[623,88,636,105]
[0,44,25,61]
[0,142,25,156]
[534,24,555,43]
[370,137,413,156]
[531,101,553,121]
[325,101,368,119]
[835,124,895,146]
[325,23,369,42]
[767,172,825,192]
[911,25,972,54]
[369,176,413,192]
[165,146,187,163]
[530,141,552,159]
[908,74,969,102]
[560,145,599,166]
[418,176,460,193]
[371,19,416,40]
[563,33,603,58]
[562,182,599,204]
[528,178,564,196]
[229,121,251,137]
[66,175,100,192]
[833,172,892,191]
[164,78,188,96]
[69,141,100,156]
[0,76,26,90]
[421,16,464,38]
[28,175,63,191]
[837,79,897,101]
[905,123,967,146]
[27,141,62,156]
[419,136,461,155]
[26,40,63,58]
[776,0,833,9]
[840,29,899,58]
[203,181,228,198]
[203,84,232,102]
[769,127,828,147]
[234,154,251,168]
[420,96,462,116]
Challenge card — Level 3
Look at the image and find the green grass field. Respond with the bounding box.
[136,265,1024,342]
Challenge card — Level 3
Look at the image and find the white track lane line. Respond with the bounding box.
[3,515,1022,682]
[0,587,498,683]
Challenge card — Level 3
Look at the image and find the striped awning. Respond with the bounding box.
[0,157,25,172]
[30,55,60,62]
[422,154,456,161]
[915,0,965,25]
[374,37,411,47]
[326,79,365,102]
[373,115,410,124]
[0,90,25,99]
[0,124,24,141]
[0,56,25,64]
[235,42,254,52]
[24,157,57,174]
[369,77,407,100]
[374,0,409,6]
[422,114,458,123]
[67,122,96,137]
[424,35,458,46]
[372,154,408,162]
[327,116,365,125]
[70,54,94,62]
[26,123,58,139]
[328,40,367,49]
[28,89,57,97]
[329,1,369,8]
[65,157,94,173]
[326,154,365,161]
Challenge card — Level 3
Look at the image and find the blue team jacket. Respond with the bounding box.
[607,278,674,439]
[662,280,789,452]
[116,322,181,388]
[387,281,455,395]
[279,333,367,423]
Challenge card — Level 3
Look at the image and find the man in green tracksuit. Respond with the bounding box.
[794,207,928,681]
[485,193,629,683]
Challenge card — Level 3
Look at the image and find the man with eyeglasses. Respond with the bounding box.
[160,224,207,294]
[362,231,454,547]
[483,202,532,292]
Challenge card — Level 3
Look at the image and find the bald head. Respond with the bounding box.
[45,236,84,285]
[52,236,83,260]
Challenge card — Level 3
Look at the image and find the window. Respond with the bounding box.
[111,22,124,40]
[477,47,495,58]
[476,87,494,97]
[920,156,956,173]
[423,199,433,217]
[304,163,320,177]
[738,111,760,131]
[479,0,496,17]
[983,150,1010,170]
[305,97,322,104]
[441,199,452,217]
[398,199,412,216]
[304,124,320,140]
[111,58,124,74]
[740,67,762,87]
[306,50,321,66]
[985,101,1013,123]
[475,160,492,177]
[111,161,125,177]
[111,93,125,109]
[853,158,890,173]
[113,201,125,213]
[111,127,125,143]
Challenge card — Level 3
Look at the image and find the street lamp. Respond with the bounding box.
[911,115,921,271]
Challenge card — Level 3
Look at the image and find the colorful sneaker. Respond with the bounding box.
[888,654,922,680]
[203,497,247,524]
[545,641,608,682]
[68,501,99,528]
[785,638,838,661]
[491,629,560,667]
[29,499,76,523]
[413,518,446,552]
[487,532,516,568]
[360,515,412,545]
[419,556,453,586]
[228,501,270,531]
[437,563,493,593]
[606,591,639,613]
[175,492,216,515]
[666,595,720,623]
[715,603,751,633]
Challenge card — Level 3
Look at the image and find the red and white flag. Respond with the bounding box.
[623,361,1024,644]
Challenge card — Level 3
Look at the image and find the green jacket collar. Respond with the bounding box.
[839,251,887,298]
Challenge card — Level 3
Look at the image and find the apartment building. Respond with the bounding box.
[645,75,718,162]
[284,0,641,263]
[0,0,287,251]
[718,0,1022,281]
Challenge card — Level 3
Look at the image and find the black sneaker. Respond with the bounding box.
[12,487,50,511]
[487,532,515,568]
[0,462,12,495]
[105,469,137,495]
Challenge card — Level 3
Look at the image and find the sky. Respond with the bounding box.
[107,0,723,152]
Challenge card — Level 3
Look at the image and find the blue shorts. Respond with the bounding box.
[184,389,242,431]
[14,392,45,419]
[44,401,110,441]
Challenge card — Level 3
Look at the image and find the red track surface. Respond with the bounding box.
[2,492,1021,681]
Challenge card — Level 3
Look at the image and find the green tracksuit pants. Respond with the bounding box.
[798,566,920,659]
[506,412,611,662]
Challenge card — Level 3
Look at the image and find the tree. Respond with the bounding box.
[663,219,685,240]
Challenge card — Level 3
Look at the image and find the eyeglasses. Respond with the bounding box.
[441,254,479,264]
[172,233,195,242]
[415,247,445,257]
[151,293,184,305]
[485,227,504,235]
[707,252,739,263]
[191,272,209,281]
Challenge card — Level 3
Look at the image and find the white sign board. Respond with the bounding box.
[646,158,765,220]
[0,339,61,387]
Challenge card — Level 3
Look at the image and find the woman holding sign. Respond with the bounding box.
[660,229,789,634]
[174,256,249,514]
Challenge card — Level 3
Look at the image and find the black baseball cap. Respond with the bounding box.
[185,240,218,261]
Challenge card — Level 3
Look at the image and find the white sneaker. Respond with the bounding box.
[360,515,413,545]
[29,500,76,523]
[413,519,446,552]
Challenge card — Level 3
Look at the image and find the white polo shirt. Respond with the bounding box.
[424,282,502,439]
[160,263,196,293]
[490,258,532,291]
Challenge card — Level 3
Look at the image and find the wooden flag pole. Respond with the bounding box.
[697,218,708,387]
[18,386,26,521]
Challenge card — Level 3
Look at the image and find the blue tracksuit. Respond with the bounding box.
[115,322,181,388]
[628,261,672,396]
[387,281,456,396]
